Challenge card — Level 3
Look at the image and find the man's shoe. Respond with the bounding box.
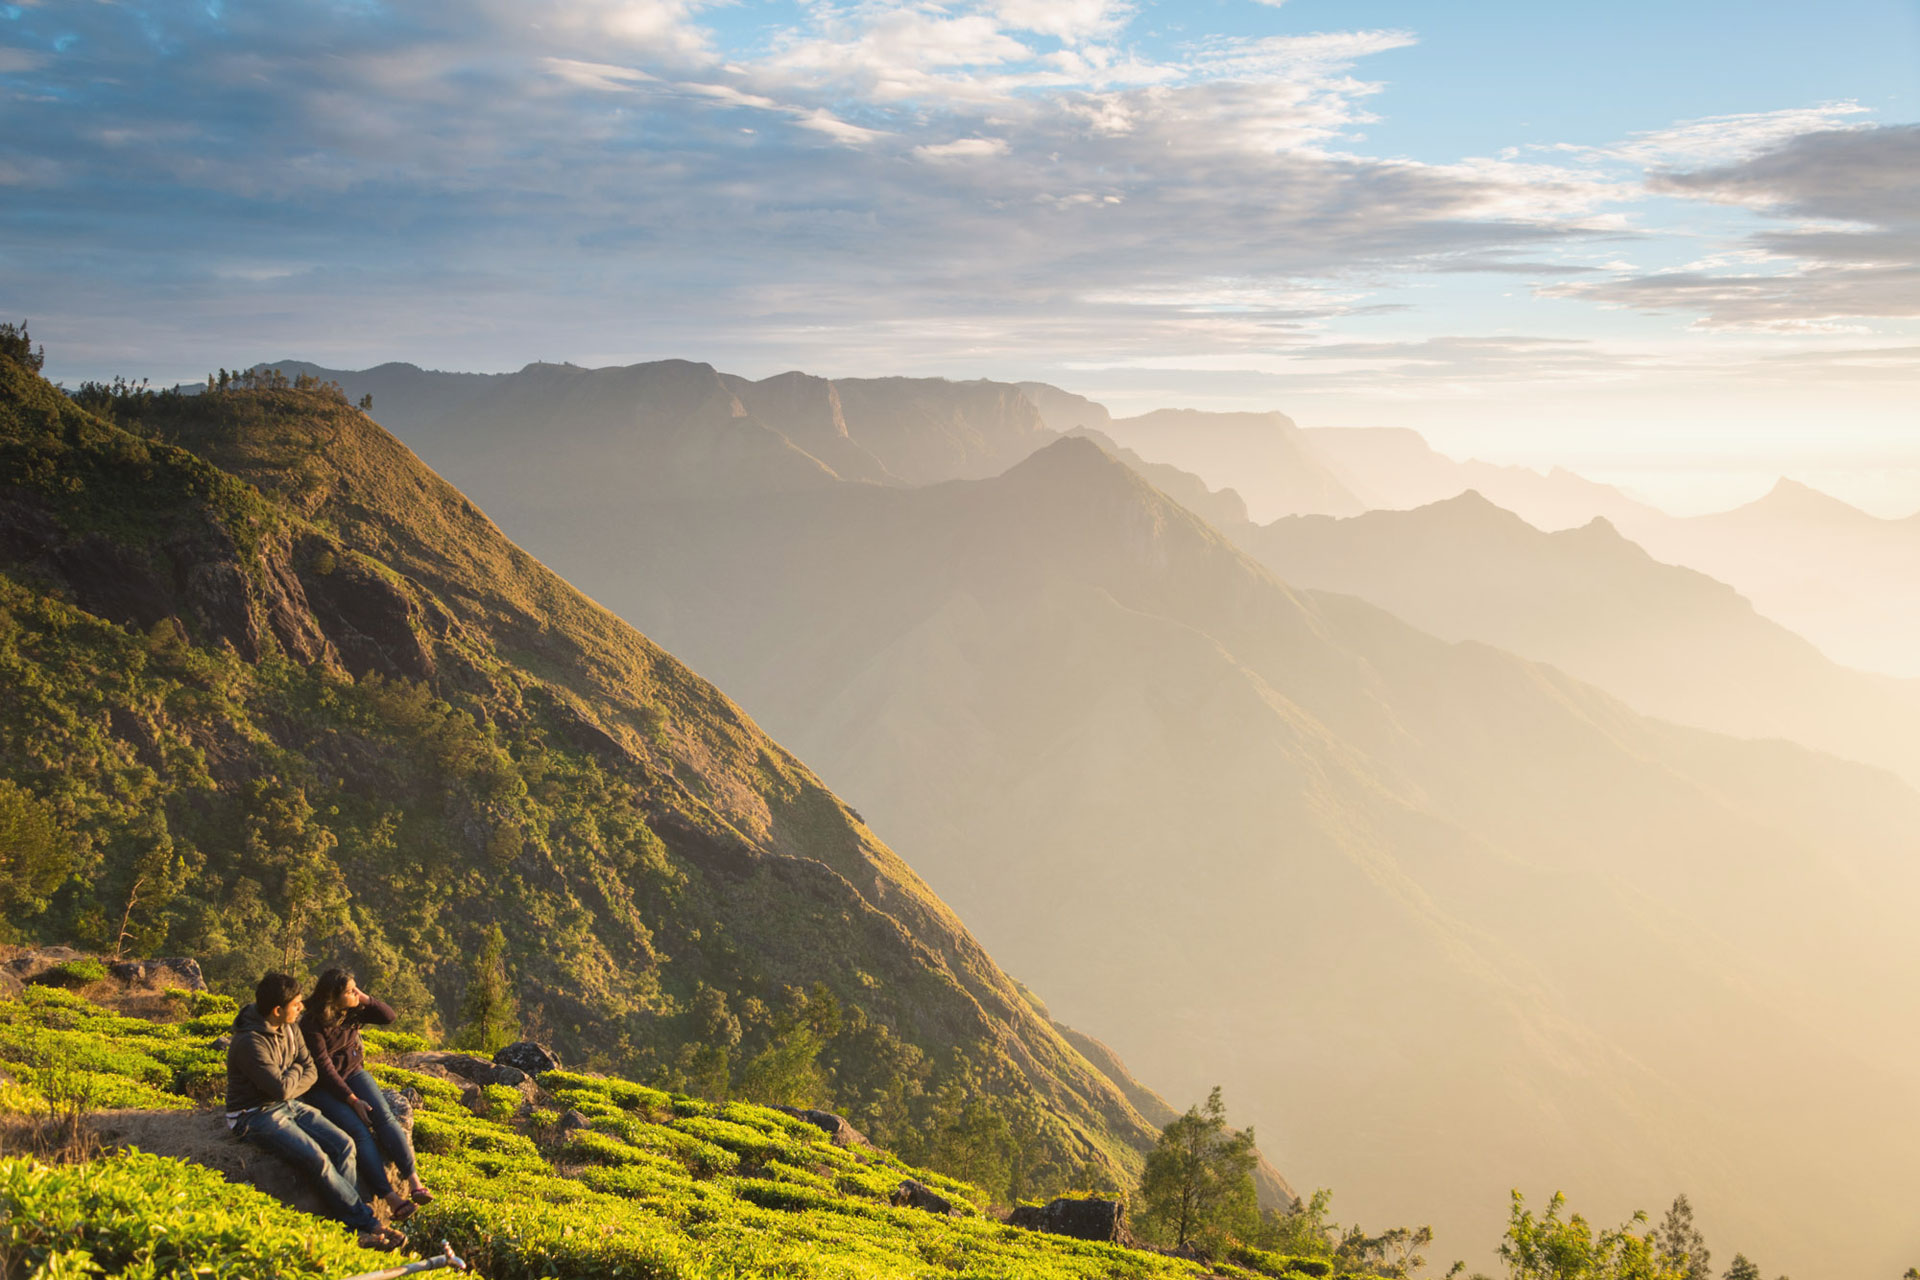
[358,1228,403,1252]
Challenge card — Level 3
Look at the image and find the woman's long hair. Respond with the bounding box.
[307,967,355,1027]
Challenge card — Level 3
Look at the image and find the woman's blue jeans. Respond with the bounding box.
[303,1068,417,1198]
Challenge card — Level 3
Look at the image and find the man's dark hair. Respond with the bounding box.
[255,972,302,1016]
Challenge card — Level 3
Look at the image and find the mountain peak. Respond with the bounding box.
[1741,476,1874,523]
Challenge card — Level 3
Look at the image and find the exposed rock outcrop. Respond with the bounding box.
[890,1179,958,1216]
[771,1105,870,1148]
[1007,1195,1132,1244]
[493,1041,562,1075]
[106,957,208,992]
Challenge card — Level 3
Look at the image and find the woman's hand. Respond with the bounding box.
[351,1095,373,1124]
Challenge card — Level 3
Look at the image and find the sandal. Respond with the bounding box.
[389,1198,418,1224]
[357,1228,402,1252]
[409,1186,435,1206]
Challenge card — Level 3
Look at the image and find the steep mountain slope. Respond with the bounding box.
[1619,478,1920,678]
[1244,492,1920,787]
[0,350,1172,1193]
[340,397,1920,1279]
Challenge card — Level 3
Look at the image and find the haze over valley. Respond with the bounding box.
[273,355,1920,1278]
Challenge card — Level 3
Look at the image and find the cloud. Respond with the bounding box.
[1546,125,1920,328]
[914,137,1009,161]
[543,58,658,92]
[5,0,1903,403]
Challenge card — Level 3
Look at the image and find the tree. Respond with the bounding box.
[1653,1195,1710,1280]
[454,924,520,1053]
[1498,1190,1689,1280]
[1721,1256,1760,1280]
[1137,1086,1258,1252]
[0,781,71,928]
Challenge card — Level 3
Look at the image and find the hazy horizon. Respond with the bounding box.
[9,1,1917,518]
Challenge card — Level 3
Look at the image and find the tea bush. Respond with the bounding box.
[0,985,1389,1280]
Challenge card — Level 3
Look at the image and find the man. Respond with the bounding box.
[225,972,403,1251]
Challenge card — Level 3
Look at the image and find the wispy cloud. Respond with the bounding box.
[1545,124,1920,330]
[1,0,1911,408]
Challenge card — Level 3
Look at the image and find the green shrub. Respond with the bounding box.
[0,1151,392,1277]
[1227,1246,1333,1278]
[362,1027,431,1055]
[34,958,109,987]
[479,1082,522,1123]
[188,991,239,1018]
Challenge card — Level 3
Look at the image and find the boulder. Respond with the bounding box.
[891,1179,959,1217]
[557,1109,592,1133]
[493,1041,562,1075]
[389,1051,540,1109]
[93,1108,409,1226]
[3,946,89,985]
[1007,1196,1131,1243]
[772,1105,871,1148]
[107,957,208,992]
[390,1050,527,1088]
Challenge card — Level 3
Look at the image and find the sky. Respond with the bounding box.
[3,0,1917,513]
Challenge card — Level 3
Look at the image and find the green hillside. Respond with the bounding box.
[292,356,1920,1278]
[0,334,1168,1199]
[0,981,1352,1280]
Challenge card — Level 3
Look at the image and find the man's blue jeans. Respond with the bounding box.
[232,1099,380,1232]
[304,1068,417,1198]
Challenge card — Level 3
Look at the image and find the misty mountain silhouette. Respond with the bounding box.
[267,357,1920,1278]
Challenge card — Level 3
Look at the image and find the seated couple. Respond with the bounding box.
[224,969,435,1252]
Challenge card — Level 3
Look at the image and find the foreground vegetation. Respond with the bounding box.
[0,979,1353,1280]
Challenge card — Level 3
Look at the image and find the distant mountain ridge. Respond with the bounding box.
[270,356,1920,1279]
[1244,491,1920,787]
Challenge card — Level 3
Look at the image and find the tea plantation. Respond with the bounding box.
[0,983,1354,1280]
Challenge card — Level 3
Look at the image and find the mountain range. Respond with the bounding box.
[277,356,1920,1278]
[1015,387,1920,680]
[1243,492,1920,789]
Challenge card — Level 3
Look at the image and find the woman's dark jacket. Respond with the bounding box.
[298,995,397,1104]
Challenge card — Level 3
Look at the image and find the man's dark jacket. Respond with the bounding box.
[224,1002,318,1112]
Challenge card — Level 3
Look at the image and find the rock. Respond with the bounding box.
[211,1034,233,1051]
[558,1109,592,1133]
[106,957,208,992]
[390,1050,527,1089]
[93,1108,409,1226]
[891,1179,959,1217]
[2,946,88,985]
[458,1082,486,1115]
[493,1041,562,1075]
[1007,1196,1130,1243]
[772,1105,871,1148]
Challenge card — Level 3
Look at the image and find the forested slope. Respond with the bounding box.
[0,339,1170,1198]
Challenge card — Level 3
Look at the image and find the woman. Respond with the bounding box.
[299,968,434,1221]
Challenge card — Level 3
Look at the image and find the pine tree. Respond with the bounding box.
[1653,1193,1711,1280]
[454,923,520,1053]
[1721,1255,1760,1280]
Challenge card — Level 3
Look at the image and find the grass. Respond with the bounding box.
[0,983,1366,1280]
